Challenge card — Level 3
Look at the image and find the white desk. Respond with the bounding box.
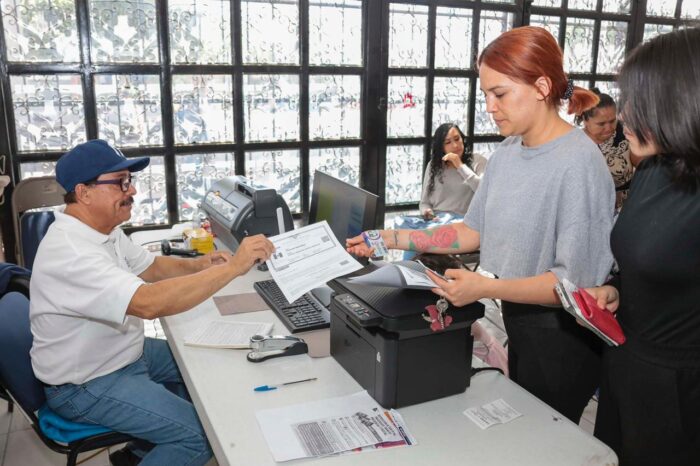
[159,265,617,466]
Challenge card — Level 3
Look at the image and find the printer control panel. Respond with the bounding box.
[334,294,383,327]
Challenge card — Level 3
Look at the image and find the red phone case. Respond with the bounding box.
[572,289,626,345]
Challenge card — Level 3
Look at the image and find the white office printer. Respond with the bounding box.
[200,176,293,252]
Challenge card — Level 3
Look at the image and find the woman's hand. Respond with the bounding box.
[442,152,464,169]
[422,208,435,220]
[427,267,487,307]
[584,285,620,314]
[346,233,373,257]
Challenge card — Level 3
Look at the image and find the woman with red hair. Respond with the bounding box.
[347,26,615,422]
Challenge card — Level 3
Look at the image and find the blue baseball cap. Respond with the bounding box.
[56,139,150,193]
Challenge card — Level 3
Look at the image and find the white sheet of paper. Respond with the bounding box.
[266,221,363,303]
[184,320,272,348]
[347,260,440,290]
[256,391,405,462]
[463,398,523,430]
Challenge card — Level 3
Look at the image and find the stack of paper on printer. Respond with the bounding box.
[256,390,416,462]
[184,320,273,348]
[346,260,441,290]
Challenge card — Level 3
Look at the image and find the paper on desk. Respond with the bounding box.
[184,320,272,349]
[463,398,522,430]
[266,221,363,303]
[347,260,441,290]
[256,390,412,462]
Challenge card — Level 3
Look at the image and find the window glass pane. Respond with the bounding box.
[564,17,595,73]
[241,0,298,65]
[1,0,80,62]
[532,0,561,6]
[473,142,499,160]
[89,0,159,63]
[131,156,167,226]
[309,75,361,140]
[244,74,300,142]
[172,75,234,145]
[434,7,473,70]
[681,1,700,19]
[385,145,423,205]
[530,15,560,43]
[20,161,57,179]
[95,74,162,147]
[388,3,428,68]
[646,0,675,17]
[169,0,232,64]
[597,21,628,74]
[176,153,236,220]
[478,11,514,53]
[568,0,596,10]
[386,76,426,138]
[602,0,631,14]
[594,81,620,102]
[643,23,673,42]
[483,0,515,3]
[309,0,362,66]
[245,150,300,213]
[308,147,361,204]
[432,77,470,134]
[474,78,499,135]
[10,74,86,152]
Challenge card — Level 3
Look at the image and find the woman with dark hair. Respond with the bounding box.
[575,89,634,211]
[419,123,486,219]
[585,28,700,465]
[348,26,615,423]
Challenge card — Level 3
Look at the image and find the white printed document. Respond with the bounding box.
[184,320,272,349]
[266,221,363,303]
[463,398,523,430]
[347,260,442,290]
[256,390,415,462]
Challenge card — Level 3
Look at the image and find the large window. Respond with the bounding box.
[0,0,698,259]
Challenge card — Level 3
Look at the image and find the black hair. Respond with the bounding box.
[618,27,700,191]
[427,123,473,196]
[573,87,616,125]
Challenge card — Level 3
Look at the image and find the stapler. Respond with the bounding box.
[246,334,308,363]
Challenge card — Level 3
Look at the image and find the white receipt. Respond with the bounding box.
[463,399,523,430]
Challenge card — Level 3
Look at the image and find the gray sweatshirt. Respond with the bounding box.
[464,127,614,287]
[419,153,487,215]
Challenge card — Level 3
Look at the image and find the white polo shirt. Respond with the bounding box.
[30,207,155,385]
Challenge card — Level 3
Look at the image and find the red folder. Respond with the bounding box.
[554,280,626,346]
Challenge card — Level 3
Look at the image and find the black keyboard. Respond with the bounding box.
[254,279,331,333]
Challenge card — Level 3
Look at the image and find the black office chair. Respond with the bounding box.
[0,291,135,466]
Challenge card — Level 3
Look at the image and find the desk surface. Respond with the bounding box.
[159,264,617,466]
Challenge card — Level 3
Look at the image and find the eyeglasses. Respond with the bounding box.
[88,174,134,192]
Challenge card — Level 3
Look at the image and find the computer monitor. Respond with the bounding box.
[308,170,380,244]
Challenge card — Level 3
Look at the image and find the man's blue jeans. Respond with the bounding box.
[44,338,212,466]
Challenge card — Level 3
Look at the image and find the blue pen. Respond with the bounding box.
[254,377,318,392]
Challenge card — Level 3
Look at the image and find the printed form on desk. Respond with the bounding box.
[184,320,273,349]
[256,390,416,462]
[266,221,363,303]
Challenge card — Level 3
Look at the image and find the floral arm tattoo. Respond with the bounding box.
[408,225,459,251]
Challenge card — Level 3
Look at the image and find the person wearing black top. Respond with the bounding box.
[586,28,700,465]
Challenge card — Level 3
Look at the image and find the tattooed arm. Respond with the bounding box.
[346,223,479,257]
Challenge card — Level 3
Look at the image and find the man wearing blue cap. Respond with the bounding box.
[29,139,274,466]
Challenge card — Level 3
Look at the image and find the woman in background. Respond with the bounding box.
[419,123,486,219]
[575,88,634,211]
[586,28,700,465]
[348,26,615,423]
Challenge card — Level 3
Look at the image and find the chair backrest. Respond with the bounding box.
[11,176,65,268]
[0,292,46,413]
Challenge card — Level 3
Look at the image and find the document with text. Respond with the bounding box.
[266,221,363,303]
[256,390,415,462]
[184,320,272,349]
